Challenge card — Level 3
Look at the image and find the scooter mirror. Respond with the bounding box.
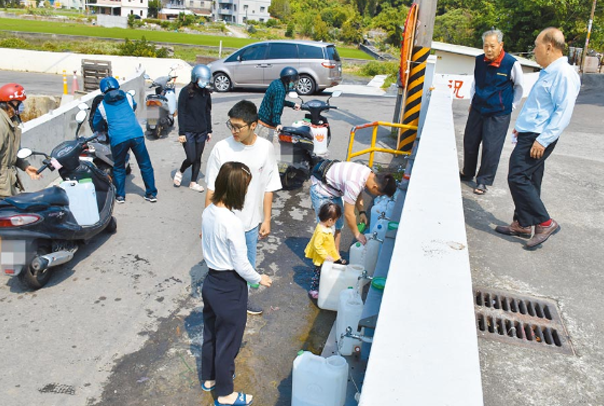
[331,90,342,98]
[77,102,89,111]
[75,110,87,124]
[144,74,151,80]
[288,91,299,99]
[17,148,33,159]
[128,89,137,97]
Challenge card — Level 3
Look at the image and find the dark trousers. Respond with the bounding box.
[462,108,511,185]
[201,270,248,396]
[112,137,157,198]
[179,132,207,183]
[508,132,557,227]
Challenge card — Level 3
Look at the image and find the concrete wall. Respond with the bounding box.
[0,48,192,85]
[435,50,538,75]
[19,69,147,192]
[359,86,483,405]
[96,14,128,29]
[434,72,541,100]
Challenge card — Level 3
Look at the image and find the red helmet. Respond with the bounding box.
[0,83,26,103]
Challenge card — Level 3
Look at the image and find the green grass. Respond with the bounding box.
[0,17,372,60]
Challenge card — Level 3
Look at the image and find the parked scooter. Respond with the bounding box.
[277,90,342,190]
[0,108,117,289]
[144,65,178,138]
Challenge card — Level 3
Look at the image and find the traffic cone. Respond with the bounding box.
[72,70,79,94]
[62,70,68,95]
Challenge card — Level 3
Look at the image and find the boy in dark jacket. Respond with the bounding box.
[257,66,300,141]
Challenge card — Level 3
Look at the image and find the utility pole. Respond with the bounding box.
[397,0,438,152]
[581,0,598,73]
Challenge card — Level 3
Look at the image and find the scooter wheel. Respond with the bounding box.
[18,245,53,290]
[154,126,162,138]
[105,216,117,234]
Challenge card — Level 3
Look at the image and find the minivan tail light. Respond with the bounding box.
[321,62,336,69]
[0,214,42,228]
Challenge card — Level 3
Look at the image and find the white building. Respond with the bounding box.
[214,0,271,24]
[432,41,540,75]
[89,0,149,19]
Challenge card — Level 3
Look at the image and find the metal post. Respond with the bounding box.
[580,0,598,74]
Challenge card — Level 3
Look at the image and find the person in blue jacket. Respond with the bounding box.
[93,76,157,203]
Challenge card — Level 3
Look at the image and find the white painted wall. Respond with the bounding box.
[0,48,192,85]
[434,72,541,100]
[358,86,484,406]
[96,14,128,28]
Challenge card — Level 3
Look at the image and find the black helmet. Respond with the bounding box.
[280,66,300,90]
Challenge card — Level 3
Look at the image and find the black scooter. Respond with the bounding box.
[277,90,342,190]
[0,108,116,289]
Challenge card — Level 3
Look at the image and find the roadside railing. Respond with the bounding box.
[346,121,417,167]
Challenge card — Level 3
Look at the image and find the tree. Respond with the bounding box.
[340,19,363,44]
[269,0,292,20]
[370,4,408,45]
[285,21,295,38]
[313,15,331,41]
[434,8,474,46]
[148,0,162,19]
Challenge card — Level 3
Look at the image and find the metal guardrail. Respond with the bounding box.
[346,121,417,167]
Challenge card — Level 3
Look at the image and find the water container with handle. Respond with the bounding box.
[59,180,99,226]
[369,195,387,228]
[349,241,365,266]
[318,263,364,311]
[362,233,382,276]
[336,288,364,356]
[292,351,348,406]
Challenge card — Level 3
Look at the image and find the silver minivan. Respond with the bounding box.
[207,40,343,95]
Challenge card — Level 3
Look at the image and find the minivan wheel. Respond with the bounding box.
[297,75,316,95]
[213,73,231,92]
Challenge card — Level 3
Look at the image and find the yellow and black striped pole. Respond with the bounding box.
[398,46,430,151]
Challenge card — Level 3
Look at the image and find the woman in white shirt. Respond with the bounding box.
[200,161,272,406]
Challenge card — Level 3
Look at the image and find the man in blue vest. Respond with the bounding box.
[93,76,157,204]
[460,29,524,195]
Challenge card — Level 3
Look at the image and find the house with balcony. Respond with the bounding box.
[213,0,270,24]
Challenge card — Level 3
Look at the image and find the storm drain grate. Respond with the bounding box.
[473,287,574,355]
[38,383,76,395]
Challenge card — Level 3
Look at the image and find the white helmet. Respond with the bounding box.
[191,64,211,88]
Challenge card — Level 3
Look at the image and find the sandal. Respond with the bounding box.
[190,182,205,192]
[202,374,236,392]
[214,392,253,406]
[173,171,182,187]
[474,184,487,195]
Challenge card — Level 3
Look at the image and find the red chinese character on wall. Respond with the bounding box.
[447,80,465,99]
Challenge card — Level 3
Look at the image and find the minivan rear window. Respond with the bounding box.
[326,45,341,62]
[298,44,324,60]
[267,43,299,59]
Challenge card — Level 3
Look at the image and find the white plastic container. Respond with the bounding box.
[59,180,99,226]
[312,126,329,157]
[318,263,364,311]
[369,195,388,227]
[349,236,381,276]
[336,288,364,356]
[371,219,389,241]
[292,351,348,406]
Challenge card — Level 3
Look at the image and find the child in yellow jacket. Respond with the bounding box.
[304,202,346,299]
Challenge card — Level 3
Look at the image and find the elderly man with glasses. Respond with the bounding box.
[204,100,282,316]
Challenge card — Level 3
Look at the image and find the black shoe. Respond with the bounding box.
[459,171,473,182]
[247,300,263,315]
[144,194,158,203]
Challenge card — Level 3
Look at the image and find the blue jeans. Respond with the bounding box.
[310,184,344,230]
[245,225,259,267]
[112,137,157,199]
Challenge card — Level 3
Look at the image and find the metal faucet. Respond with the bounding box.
[369,231,384,243]
[359,269,373,282]
[341,327,373,344]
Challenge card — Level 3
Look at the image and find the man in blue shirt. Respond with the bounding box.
[257,67,300,141]
[495,28,580,249]
[460,29,524,195]
[93,76,158,203]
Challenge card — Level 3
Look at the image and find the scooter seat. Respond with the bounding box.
[147,94,168,102]
[2,186,69,211]
[280,126,313,140]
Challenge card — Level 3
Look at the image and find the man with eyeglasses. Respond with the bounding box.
[205,100,281,315]
[0,83,40,198]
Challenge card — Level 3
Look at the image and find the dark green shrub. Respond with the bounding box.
[265,18,279,28]
[0,37,31,49]
[285,21,294,38]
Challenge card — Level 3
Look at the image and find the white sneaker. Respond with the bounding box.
[189,182,205,192]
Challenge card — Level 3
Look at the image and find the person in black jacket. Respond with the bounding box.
[174,65,212,192]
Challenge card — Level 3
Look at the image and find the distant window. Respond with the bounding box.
[189,0,193,5]
[299,44,324,59]
[244,4,247,9]
[130,10,133,14]
[140,10,143,15]
[234,5,236,11]
[260,6,265,12]
[267,43,298,60]
[259,18,264,22]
